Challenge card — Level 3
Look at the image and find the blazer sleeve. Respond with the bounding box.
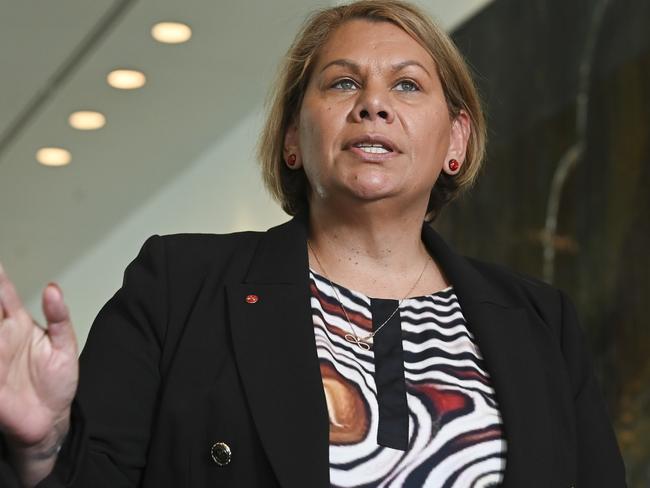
[558,289,627,486]
[0,234,168,487]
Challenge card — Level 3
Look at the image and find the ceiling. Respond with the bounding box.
[0,0,492,302]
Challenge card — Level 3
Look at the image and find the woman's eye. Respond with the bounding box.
[331,79,358,90]
[394,80,420,92]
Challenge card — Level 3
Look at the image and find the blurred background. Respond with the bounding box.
[438,0,649,485]
[0,0,647,485]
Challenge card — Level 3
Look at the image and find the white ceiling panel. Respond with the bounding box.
[0,0,116,136]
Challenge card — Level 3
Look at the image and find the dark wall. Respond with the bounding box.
[437,0,650,485]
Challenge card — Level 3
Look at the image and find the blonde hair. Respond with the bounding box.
[258,0,486,222]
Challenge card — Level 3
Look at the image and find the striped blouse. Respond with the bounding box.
[309,268,507,488]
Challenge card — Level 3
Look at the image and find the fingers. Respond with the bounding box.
[41,283,76,352]
[0,261,26,317]
[42,284,69,325]
[0,265,77,352]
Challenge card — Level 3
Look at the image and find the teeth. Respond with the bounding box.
[358,146,389,154]
[354,142,391,153]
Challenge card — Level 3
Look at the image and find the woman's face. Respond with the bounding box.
[285,19,469,216]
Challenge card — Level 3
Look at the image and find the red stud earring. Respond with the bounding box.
[448,159,460,172]
[287,154,297,166]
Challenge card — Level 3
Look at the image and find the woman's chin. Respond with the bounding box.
[341,170,400,198]
[311,170,405,207]
[341,181,401,203]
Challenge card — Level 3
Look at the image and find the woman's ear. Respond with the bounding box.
[443,110,471,175]
[283,122,302,169]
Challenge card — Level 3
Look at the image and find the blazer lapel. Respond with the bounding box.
[422,225,556,486]
[227,214,329,488]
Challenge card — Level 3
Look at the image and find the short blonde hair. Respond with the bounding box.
[258,0,486,222]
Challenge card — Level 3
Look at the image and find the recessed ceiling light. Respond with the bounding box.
[106,69,146,90]
[151,21,192,44]
[36,147,71,167]
[68,110,106,130]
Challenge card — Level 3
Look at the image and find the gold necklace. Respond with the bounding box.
[308,241,430,351]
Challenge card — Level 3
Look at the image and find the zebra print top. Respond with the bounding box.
[309,268,507,488]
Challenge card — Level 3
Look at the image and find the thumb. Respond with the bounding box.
[42,283,76,352]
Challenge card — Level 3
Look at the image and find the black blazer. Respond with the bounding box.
[0,214,626,487]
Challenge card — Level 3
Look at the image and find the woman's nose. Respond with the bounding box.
[352,88,394,123]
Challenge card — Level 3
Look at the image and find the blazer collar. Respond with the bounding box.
[243,210,310,285]
[229,213,557,487]
[242,210,512,305]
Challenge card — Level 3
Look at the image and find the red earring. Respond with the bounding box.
[448,159,460,172]
[287,154,297,166]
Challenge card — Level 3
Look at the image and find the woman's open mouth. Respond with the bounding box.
[345,136,399,161]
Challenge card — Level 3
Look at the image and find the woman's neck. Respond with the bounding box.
[307,202,444,298]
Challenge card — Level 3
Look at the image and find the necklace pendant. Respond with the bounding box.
[344,333,371,350]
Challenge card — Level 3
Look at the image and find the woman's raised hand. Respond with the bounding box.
[0,262,78,451]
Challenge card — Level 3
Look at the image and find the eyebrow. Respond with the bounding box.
[319,58,432,77]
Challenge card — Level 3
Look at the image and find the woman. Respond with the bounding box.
[0,1,626,487]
